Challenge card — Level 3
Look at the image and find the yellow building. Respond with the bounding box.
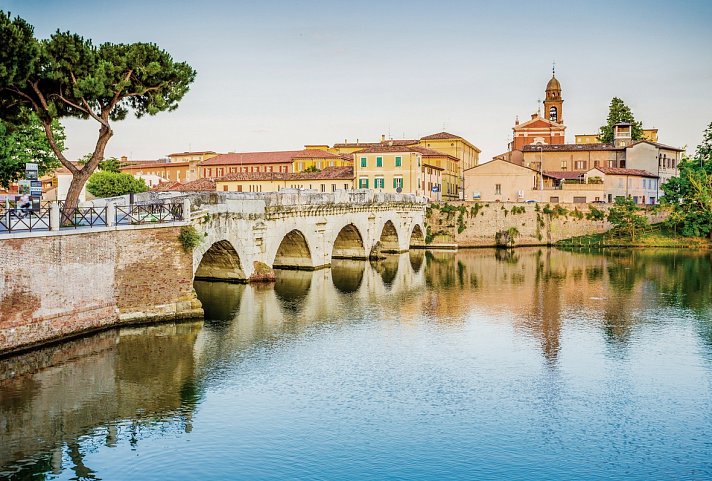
[168,151,219,162]
[575,129,659,144]
[215,166,354,193]
[353,145,424,197]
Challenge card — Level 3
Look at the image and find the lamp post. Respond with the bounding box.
[537,145,544,191]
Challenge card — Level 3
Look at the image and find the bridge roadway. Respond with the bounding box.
[186,190,427,282]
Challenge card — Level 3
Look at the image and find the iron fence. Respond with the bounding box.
[60,206,108,229]
[115,202,184,225]
[0,205,51,233]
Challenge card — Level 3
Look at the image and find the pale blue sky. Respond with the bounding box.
[3,0,712,161]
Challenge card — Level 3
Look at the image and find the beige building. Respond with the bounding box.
[168,151,219,162]
[464,159,554,202]
[584,167,659,204]
[215,166,354,193]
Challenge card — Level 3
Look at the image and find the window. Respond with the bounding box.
[344,183,349,190]
[560,160,567,170]
[395,156,402,167]
[550,196,559,203]
[360,157,367,168]
[237,185,242,192]
[321,184,326,192]
[495,184,501,195]
[329,161,334,167]
[332,184,337,192]
[393,177,403,189]
[298,162,304,171]
[223,185,228,192]
[573,196,586,203]
[375,177,385,189]
[316,161,322,169]
[376,157,383,167]
[574,161,587,170]
[359,177,369,188]
[594,160,599,168]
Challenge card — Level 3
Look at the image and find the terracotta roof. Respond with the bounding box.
[420,131,462,141]
[332,139,418,148]
[176,178,216,192]
[523,143,619,152]
[408,146,460,161]
[592,167,658,178]
[215,166,354,182]
[122,161,190,170]
[628,140,684,152]
[423,163,445,171]
[353,145,424,154]
[168,151,217,156]
[200,149,337,166]
[290,149,341,159]
[151,181,183,192]
[544,171,586,180]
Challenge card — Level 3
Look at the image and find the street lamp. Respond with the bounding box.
[537,145,544,191]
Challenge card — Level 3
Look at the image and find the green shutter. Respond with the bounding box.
[361,157,367,167]
[395,156,401,167]
[376,157,382,167]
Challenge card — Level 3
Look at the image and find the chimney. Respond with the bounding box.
[121,155,128,162]
[381,134,386,142]
[531,113,538,120]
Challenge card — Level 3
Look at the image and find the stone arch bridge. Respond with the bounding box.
[185,190,427,282]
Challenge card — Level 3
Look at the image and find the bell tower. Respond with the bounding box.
[544,64,563,124]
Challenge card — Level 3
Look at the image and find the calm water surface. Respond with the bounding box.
[1,248,712,480]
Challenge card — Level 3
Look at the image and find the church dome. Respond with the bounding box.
[546,75,561,91]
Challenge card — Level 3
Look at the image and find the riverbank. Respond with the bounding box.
[424,201,667,248]
[556,224,712,248]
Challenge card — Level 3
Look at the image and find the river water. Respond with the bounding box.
[1,248,711,480]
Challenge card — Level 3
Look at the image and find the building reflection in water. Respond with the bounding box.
[1,248,711,478]
[0,321,202,478]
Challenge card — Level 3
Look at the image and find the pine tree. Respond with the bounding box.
[599,97,645,143]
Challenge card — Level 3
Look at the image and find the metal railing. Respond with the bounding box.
[0,205,51,233]
[61,206,108,229]
[115,202,184,225]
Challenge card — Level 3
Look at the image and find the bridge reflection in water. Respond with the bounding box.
[2,248,712,480]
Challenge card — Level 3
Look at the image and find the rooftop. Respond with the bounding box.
[215,166,354,182]
[201,149,339,166]
[592,167,659,178]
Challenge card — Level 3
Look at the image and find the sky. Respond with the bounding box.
[3,0,712,162]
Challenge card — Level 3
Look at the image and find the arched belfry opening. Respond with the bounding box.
[410,224,425,248]
[379,221,401,253]
[273,230,313,270]
[332,224,367,259]
[195,240,246,283]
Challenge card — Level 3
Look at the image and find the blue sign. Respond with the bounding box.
[431,185,439,192]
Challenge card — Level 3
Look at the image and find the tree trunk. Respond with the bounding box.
[61,171,91,224]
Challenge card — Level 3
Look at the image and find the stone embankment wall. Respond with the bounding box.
[426,202,667,247]
[0,226,202,354]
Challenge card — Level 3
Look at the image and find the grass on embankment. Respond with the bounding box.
[556,224,712,248]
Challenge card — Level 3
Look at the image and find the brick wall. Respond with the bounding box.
[0,226,202,354]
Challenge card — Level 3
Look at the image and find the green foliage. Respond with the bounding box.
[510,205,526,215]
[86,171,148,198]
[495,227,520,248]
[470,203,482,217]
[662,122,712,238]
[607,197,649,241]
[571,208,584,220]
[0,110,64,188]
[587,176,603,184]
[302,165,321,173]
[179,225,203,252]
[598,97,644,143]
[543,203,568,218]
[0,11,196,210]
[586,205,606,221]
[78,153,124,173]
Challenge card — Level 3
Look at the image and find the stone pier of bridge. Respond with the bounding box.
[188,190,427,282]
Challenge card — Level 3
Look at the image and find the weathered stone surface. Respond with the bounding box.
[0,226,202,354]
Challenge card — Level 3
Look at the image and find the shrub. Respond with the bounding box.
[179,225,203,252]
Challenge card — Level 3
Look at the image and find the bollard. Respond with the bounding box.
[49,202,60,231]
[106,202,116,227]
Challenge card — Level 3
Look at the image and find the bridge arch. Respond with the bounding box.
[194,239,247,282]
[332,223,367,259]
[410,224,425,248]
[379,220,401,253]
[273,229,314,270]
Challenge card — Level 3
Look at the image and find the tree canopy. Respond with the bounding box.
[0,110,65,188]
[0,11,195,211]
[599,97,645,143]
[86,171,148,198]
[661,122,712,238]
[607,196,649,241]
